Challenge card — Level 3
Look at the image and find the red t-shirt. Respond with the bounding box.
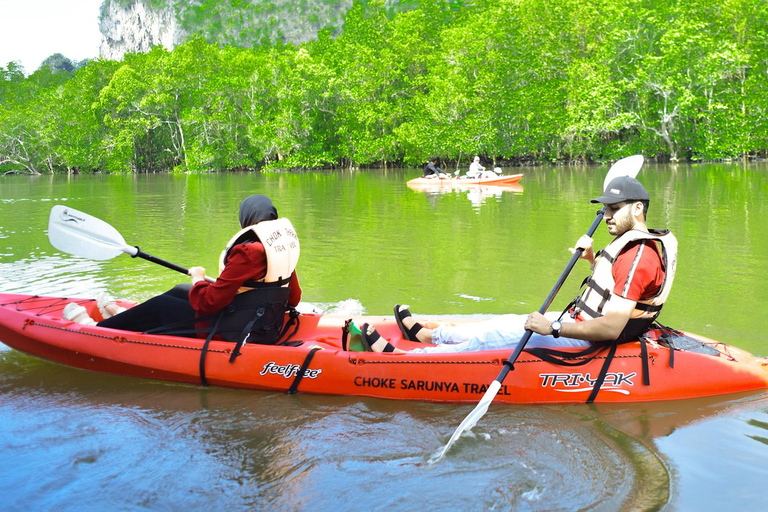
[188,242,301,315]
[612,239,665,302]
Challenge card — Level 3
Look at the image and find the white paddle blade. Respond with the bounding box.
[429,380,502,464]
[603,155,644,191]
[48,205,138,260]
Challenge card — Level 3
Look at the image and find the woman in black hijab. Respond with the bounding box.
[63,195,302,340]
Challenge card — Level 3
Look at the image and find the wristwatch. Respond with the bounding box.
[550,320,562,338]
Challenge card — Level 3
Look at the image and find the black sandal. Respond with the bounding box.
[361,323,395,353]
[394,304,424,341]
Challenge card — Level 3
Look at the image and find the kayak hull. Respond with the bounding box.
[1,293,767,404]
[407,173,524,188]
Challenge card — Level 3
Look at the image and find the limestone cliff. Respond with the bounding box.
[98,0,366,61]
[99,1,182,61]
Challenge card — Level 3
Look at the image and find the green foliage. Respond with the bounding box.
[3,0,768,174]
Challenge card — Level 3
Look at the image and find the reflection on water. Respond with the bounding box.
[655,398,768,510]
[2,344,768,510]
[0,255,111,297]
[2,167,768,510]
[0,349,672,510]
[747,418,768,446]
[407,181,524,210]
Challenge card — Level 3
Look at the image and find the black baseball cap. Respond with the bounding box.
[591,176,650,204]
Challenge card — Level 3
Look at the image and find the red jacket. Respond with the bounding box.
[189,242,301,315]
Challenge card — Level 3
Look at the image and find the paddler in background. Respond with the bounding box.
[464,156,486,178]
[423,157,449,179]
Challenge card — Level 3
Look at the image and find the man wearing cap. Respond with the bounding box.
[366,176,677,354]
[524,175,677,344]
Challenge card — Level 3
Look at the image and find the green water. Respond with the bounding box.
[2,164,768,511]
[2,164,767,353]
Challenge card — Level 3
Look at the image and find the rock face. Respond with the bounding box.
[99,1,183,61]
[98,0,360,62]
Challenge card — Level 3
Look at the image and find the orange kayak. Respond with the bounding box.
[1,293,767,404]
[407,173,524,188]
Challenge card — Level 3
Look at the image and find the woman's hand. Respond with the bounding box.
[188,266,207,285]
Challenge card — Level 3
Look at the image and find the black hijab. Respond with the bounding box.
[239,194,278,228]
[223,196,280,262]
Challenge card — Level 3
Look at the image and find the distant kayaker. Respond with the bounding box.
[63,195,302,345]
[361,176,677,354]
[464,156,486,179]
[423,157,449,178]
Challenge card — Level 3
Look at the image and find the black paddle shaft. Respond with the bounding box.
[132,247,193,276]
[496,207,607,383]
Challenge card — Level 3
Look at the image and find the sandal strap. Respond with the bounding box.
[361,324,395,352]
[367,328,381,343]
[395,304,423,341]
[406,322,423,339]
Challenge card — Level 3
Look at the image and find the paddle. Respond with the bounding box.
[431,154,644,463]
[47,205,215,283]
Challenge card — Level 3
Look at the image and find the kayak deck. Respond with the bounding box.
[1,293,767,404]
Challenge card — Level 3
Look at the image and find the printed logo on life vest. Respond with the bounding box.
[264,228,298,252]
[260,361,322,379]
[540,372,636,395]
[263,229,283,247]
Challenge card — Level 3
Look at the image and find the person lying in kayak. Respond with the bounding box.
[62,194,302,345]
[361,176,677,353]
[423,157,449,178]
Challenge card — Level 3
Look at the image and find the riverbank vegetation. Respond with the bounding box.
[2,0,767,173]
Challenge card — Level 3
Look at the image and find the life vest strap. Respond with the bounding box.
[240,276,292,290]
[635,302,662,312]
[571,298,602,319]
[585,280,612,301]
[595,248,615,264]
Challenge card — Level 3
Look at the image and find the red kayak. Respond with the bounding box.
[2,293,767,404]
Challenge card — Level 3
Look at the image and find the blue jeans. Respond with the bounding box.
[409,313,590,354]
